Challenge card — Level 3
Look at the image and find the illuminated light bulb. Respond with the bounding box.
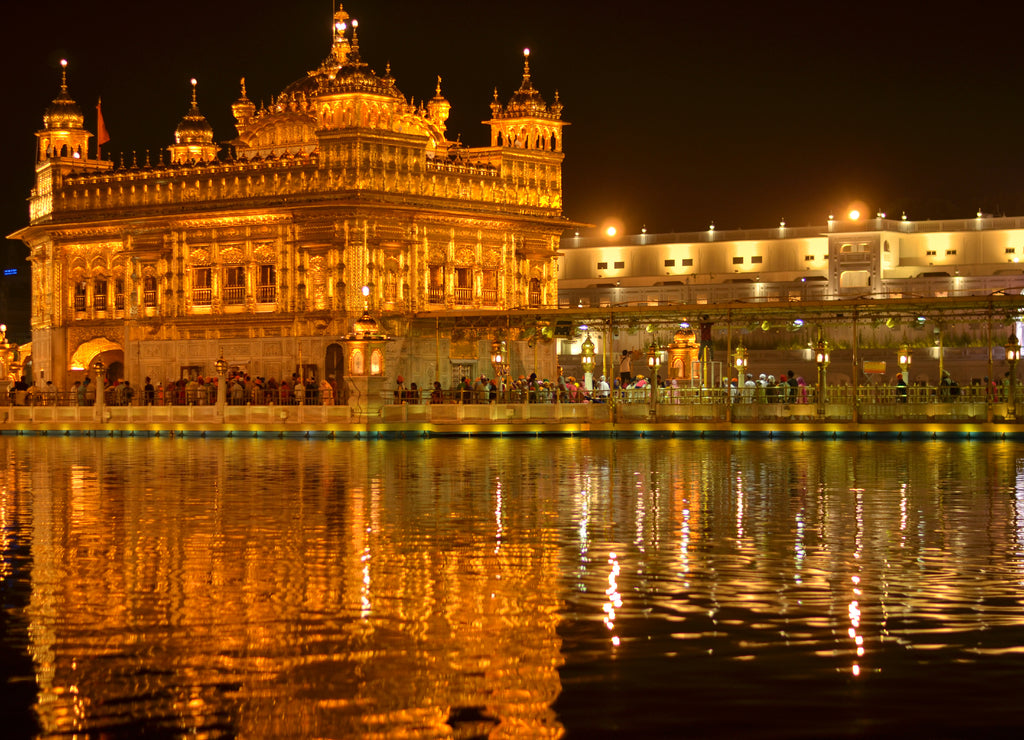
[605,226,617,237]
[848,209,861,221]
[524,47,530,57]
[352,19,358,28]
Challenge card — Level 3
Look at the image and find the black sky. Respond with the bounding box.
[4,0,1024,247]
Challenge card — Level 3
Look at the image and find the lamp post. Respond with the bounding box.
[897,344,911,404]
[0,324,13,406]
[647,344,661,417]
[1005,333,1020,420]
[580,333,595,392]
[92,357,106,418]
[490,340,508,400]
[733,344,748,398]
[215,357,229,410]
[815,336,830,415]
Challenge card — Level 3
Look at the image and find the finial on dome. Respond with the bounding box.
[59,59,68,93]
[190,78,198,106]
[240,77,248,98]
[350,18,360,53]
[436,75,442,96]
[523,48,531,78]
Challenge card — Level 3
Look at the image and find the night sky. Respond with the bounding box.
[4,1,1024,295]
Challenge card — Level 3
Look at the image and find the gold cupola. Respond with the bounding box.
[168,78,219,164]
[37,59,91,163]
[486,49,566,152]
[427,76,451,133]
[231,77,256,135]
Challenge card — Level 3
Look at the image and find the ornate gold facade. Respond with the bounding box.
[11,4,568,390]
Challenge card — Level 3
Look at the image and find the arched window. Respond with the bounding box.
[350,348,365,376]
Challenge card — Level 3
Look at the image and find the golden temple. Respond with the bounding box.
[10,3,569,395]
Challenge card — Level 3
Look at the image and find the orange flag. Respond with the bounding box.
[96,97,110,157]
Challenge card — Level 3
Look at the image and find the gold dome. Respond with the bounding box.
[174,79,214,145]
[43,60,84,130]
[672,328,697,347]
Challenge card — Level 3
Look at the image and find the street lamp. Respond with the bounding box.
[215,357,229,409]
[815,337,830,414]
[647,344,661,417]
[897,344,911,404]
[580,333,595,391]
[733,344,748,392]
[490,340,508,398]
[1005,333,1020,420]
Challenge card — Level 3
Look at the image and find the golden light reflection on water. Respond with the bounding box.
[3,437,1024,736]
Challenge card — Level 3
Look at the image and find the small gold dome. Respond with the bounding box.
[43,61,84,130]
[672,328,697,347]
[174,79,214,145]
[351,310,381,337]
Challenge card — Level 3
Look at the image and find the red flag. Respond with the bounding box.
[96,97,110,156]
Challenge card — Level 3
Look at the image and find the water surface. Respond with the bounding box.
[2,436,1024,738]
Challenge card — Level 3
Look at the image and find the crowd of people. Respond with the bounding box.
[5,372,340,406]
[5,364,1021,408]
[394,373,613,405]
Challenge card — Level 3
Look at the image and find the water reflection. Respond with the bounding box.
[2,437,1024,737]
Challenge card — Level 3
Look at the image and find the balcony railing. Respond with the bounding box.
[256,285,276,304]
[224,286,246,305]
[454,286,472,304]
[192,288,212,306]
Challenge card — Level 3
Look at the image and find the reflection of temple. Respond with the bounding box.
[16,438,565,737]
[10,4,568,391]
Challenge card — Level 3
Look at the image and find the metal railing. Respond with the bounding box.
[4,382,1017,424]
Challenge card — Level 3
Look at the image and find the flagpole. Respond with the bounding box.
[96,97,110,160]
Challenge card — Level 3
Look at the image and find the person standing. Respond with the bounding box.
[619,350,633,385]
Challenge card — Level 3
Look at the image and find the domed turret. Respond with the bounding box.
[426,76,451,133]
[36,59,91,162]
[168,79,219,164]
[486,49,566,153]
[231,77,256,135]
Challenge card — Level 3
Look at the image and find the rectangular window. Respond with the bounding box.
[681,258,693,266]
[94,279,108,311]
[926,250,937,256]
[945,249,957,256]
[115,278,125,310]
[663,259,675,267]
[1007,248,1017,254]
[256,265,276,304]
[74,282,87,312]
[732,257,743,265]
[224,266,246,305]
[455,267,472,303]
[613,261,625,269]
[192,267,212,306]
[597,261,608,270]
[804,255,815,261]
[143,276,157,308]
[482,269,498,305]
[428,265,444,303]
[751,256,763,264]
